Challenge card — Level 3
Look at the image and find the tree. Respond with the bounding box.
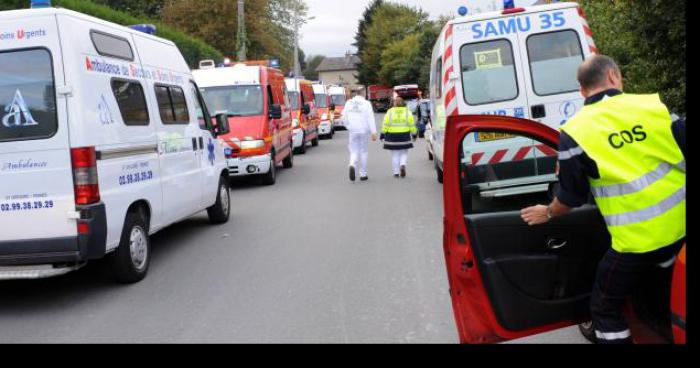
[303,55,325,80]
[578,0,685,114]
[92,0,165,18]
[379,34,421,87]
[358,3,428,86]
[354,0,384,86]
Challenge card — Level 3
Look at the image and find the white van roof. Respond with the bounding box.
[328,86,346,95]
[0,7,176,47]
[193,64,261,88]
[312,84,326,94]
[285,78,300,92]
[445,1,579,28]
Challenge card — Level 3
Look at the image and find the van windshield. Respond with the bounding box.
[331,95,346,106]
[288,91,300,110]
[314,94,328,108]
[0,48,57,143]
[200,85,263,117]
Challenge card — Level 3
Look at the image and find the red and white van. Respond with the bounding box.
[312,83,334,139]
[328,85,349,130]
[194,63,294,185]
[286,78,320,154]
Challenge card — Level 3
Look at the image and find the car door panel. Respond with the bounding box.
[466,205,610,332]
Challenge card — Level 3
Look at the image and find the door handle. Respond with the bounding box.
[192,138,198,151]
[531,104,546,119]
[547,238,568,251]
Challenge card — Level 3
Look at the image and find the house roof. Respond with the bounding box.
[315,55,361,73]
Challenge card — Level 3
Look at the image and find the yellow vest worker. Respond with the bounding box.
[381,97,417,178]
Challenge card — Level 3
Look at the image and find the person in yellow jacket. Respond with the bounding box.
[381,96,417,178]
[521,55,686,344]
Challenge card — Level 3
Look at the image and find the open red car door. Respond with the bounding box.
[442,115,612,343]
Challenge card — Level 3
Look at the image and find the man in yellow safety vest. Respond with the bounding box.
[521,55,686,344]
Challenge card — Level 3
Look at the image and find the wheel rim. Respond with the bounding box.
[220,183,229,215]
[580,321,593,330]
[129,226,148,271]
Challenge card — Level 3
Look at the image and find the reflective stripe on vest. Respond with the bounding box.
[560,94,686,253]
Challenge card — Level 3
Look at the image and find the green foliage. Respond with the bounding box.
[358,3,428,86]
[0,0,223,68]
[303,55,325,81]
[578,0,685,114]
[92,0,164,18]
[379,34,420,87]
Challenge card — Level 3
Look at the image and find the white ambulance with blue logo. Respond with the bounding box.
[429,2,597,200]
[0,4,231,282]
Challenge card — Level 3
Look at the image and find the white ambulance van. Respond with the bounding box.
[430,2,597,200]
[0,6,232,282]
[328,86,348,130]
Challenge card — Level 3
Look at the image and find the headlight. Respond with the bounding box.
[240,140,265,150]
[292,119,300,128]
[322,113,328,120]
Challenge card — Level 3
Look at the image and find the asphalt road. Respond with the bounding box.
[0,114,588,344]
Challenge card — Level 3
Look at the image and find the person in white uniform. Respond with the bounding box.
[341,88,377,182]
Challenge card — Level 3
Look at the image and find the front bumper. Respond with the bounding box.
[319,121,332,135]
[227,154,272,176]
[0,203,107,279]
[292,128,304,148]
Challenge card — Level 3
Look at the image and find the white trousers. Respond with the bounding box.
[391,150,408,175]
[348,133,370,176]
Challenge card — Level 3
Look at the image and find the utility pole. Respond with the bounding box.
[293,18,300,77]
[236,0,247,61]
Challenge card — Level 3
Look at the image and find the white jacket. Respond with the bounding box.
[342,96,377,135]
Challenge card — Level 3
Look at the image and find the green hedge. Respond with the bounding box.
[1,0,223,68]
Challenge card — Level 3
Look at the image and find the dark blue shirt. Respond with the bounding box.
[556,89,686,208]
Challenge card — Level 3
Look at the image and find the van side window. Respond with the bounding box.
[435,57,443,99]
[0,48,57,142]
[155,85,190,125]
[111,79,149,126]
[527,30,584,96]
[460,39,519,105]
[90,31,134,61]
[267,85,274,109]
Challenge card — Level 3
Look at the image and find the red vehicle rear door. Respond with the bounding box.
[443,115,610,343]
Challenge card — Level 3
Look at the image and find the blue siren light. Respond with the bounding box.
[504,0,516,9]
[128,24,157,35]
[30,0,51,8]
[458,6,468,16]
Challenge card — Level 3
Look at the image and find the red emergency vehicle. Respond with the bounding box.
[194,63,294,185]
[328,85,349,130]
[441,114,686,344]
[286,78,321,154]
[367,85,393,112]
[313,83,334,139]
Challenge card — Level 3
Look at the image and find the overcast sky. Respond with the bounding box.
[300,0,539,57]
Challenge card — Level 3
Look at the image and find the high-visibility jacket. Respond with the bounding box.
[382,107,417,134]
[560,94,686,254]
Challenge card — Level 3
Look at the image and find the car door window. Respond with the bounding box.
[460,130,557,214]
[112,79,149,126]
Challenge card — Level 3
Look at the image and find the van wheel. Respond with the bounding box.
[312,135,319,147]
[207,176,230,224]
[262,154,277,185]
[282,146,294,168]
[110,210,150,284]
[436,163,444,184]
[579,321,598,344]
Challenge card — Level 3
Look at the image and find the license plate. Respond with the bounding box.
[477,132,515,142]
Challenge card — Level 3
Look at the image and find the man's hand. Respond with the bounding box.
[371,133,378,142]
[521,205,550,226]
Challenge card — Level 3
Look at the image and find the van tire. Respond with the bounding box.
[110,210,150,284]
[296,134,307,155]
[428,151,434,161]
[311,135,319,147]
[578,321,598,344]
[262,154,277,185]
[282,146,294,168]
[436,162,444,184]
[207,176,231,224]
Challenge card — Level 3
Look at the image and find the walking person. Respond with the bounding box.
[342,87,377,182]
[381,96,417,178]
[521,55,686,344]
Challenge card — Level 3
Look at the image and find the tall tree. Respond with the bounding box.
[303,55,325,80]
[359,3,428,86]
[354,0,385,86]
[92,0,165,18]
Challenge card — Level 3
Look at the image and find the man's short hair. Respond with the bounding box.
[577,55,621,90]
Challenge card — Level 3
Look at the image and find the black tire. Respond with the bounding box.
[311,135,319,147]
[109,209,150,284]
[579,321,598,344]
[261,153,277,185]
[207,176,230,224]
[428,150,434,161]
[436,162,444,184]
[282,145,294,168]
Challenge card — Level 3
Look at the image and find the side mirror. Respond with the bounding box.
[302,103,311,115]
[214,113,230,137]
[330,103,336,111]
[270,104,282,120]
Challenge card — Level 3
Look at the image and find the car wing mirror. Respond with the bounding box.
[330,103,336,111]
[270,104,283,120]
[303,103,311,115]
[214,113,230,137]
